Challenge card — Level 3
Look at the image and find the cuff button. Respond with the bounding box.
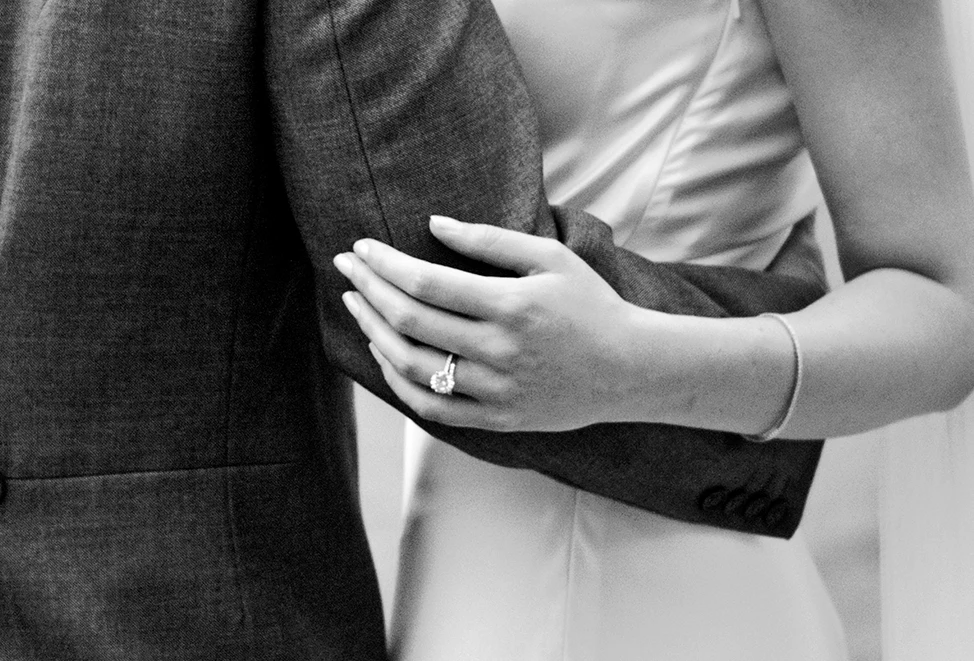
[742,492,772,522]
[763,499,791,530]
[722,488,749,515]
[698,486,728,512]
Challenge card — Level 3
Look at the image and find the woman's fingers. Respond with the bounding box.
[335,252,494,360]
[349,239,503,320]
[341,291,510,402]
[368,342,516,432]
[429,215,571,276]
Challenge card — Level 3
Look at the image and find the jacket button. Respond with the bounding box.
[698,486,728,512]
[763,499,791,530]
[742,492,772,522]
[722,488,749,515]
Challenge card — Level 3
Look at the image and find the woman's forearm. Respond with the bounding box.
[619,268,974,439]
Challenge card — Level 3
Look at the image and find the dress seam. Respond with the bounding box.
[559,490,582,661]
[619,0,741,251]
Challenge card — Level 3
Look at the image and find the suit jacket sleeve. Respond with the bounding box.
[264,0,825,538]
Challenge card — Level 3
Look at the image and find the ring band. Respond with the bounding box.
[429,353,457,396]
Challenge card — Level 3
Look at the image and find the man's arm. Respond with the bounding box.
[264,0,823,537]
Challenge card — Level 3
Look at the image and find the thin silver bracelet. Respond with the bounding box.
[744,313,803,443]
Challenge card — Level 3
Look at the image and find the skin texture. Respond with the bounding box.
[335,0,974,439]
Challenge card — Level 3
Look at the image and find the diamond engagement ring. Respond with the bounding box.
[429,353,457,396]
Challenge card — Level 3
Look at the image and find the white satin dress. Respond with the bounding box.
[390,1,849,659]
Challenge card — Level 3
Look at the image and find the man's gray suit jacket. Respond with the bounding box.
[0,0,825,658]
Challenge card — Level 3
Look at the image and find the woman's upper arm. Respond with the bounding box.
[757,0,974,298]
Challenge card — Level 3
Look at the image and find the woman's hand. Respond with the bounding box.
[333,215,657,432]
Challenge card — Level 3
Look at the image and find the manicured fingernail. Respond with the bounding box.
[333,253,353,276]
[353,240,370,259]
[430,215,460,231]
[342,291,360,317]
[367,342,380,360]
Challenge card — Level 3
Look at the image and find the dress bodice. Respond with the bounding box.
[493,0,822,269]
